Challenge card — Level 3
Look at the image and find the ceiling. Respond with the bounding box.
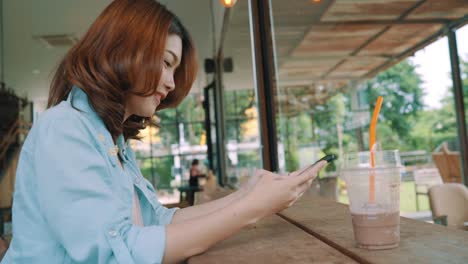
[2,0,224,109]
[2,0,467,114]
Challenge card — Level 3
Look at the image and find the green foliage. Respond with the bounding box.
[281,93,346,171]
[364,56,468,152]
[365,60,424,140]
[225,90,256,118]
[178,94,205,122]
[285,146,299,172]
[157,107,176,123]
[376,122,404,150]
[154,157,174,188]
[424,55,468,150]
[225,90,256,141]
[314,94,346,171]
[460,57,468,108]
[140,157,174,189]
[237,151,261,168]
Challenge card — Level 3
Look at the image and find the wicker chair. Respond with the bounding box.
[431,142,462,183]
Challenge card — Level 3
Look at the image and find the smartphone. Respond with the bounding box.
[313,154,337,165]
[297,154,337,176]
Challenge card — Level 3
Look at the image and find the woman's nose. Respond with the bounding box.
[165,74,175,92]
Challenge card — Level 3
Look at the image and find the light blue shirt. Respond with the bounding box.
[2,87,178,264]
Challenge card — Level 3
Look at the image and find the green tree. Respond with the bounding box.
[396,56,468,152]
[459,56,468,110]
[225,90,256,141]
[281,93,346,172]
[365,60,424,141]
[427,55,468,150]
[313,94,347,171]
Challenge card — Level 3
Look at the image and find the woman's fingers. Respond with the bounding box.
[288,160,326,177]
[290,160,327,186]
[296,179,313,195]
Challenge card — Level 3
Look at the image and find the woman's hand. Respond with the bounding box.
[242,161,328,219]
[165,161,327,262]
[238,170,262,195]
[239,169,291,195]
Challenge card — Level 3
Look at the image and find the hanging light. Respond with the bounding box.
[220,0,237,8]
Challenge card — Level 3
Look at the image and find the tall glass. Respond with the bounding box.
[341,150,402,250]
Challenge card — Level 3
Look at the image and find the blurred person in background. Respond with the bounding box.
[189,159,205,187]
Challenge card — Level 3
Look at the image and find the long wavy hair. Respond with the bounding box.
[48,0,197,140]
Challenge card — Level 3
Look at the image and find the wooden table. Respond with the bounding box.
[188,193,468,264]
[188,213,357,263]
[280,194,468,263]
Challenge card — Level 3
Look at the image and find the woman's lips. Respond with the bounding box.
[154,92,167,108]
[155,92,167,101]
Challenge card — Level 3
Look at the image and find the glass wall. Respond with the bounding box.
[269,0,467,211]
[224,89,261,186]
[456,25,468,134]
[214,0,263,187]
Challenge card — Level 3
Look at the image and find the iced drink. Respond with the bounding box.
[341,150,402,250]
[351,212,400,249]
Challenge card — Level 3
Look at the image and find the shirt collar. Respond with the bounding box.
[67,86,127,151]
[67,86,98,116]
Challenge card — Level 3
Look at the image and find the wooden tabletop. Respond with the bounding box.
[188,191,468,264]
[188,214,357,264]
[279,194,468,264]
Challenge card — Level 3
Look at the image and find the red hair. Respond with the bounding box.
[48,0,198,139]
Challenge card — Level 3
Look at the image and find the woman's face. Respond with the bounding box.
[125,34,182,120]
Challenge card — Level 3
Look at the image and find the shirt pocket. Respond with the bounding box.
[135,177,160,210]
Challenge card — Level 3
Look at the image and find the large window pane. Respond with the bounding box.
[178,93,205,123]
[220,0,262,187]
[269,0,466,212]
[134,106,207,200]
[456,25,468,134]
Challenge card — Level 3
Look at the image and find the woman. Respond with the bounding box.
[189,159,205,188]
[1,1,327,263]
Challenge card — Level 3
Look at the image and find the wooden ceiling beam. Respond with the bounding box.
[315,18,450,26]
[322,0,429,79]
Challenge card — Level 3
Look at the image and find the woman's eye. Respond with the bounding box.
[164,61,171,67]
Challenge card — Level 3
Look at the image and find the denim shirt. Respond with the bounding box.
[2,87,177,264]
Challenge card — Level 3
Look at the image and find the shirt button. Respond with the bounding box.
[135,177,141,184]
[108,229,118,237]
[108,147,118,156]
[97,134,106,142]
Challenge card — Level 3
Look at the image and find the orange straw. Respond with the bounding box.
[369,96,383,203]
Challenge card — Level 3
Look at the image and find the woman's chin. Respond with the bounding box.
[144,112,155,118]
[143,106,158,117]
[135,110,155,118]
